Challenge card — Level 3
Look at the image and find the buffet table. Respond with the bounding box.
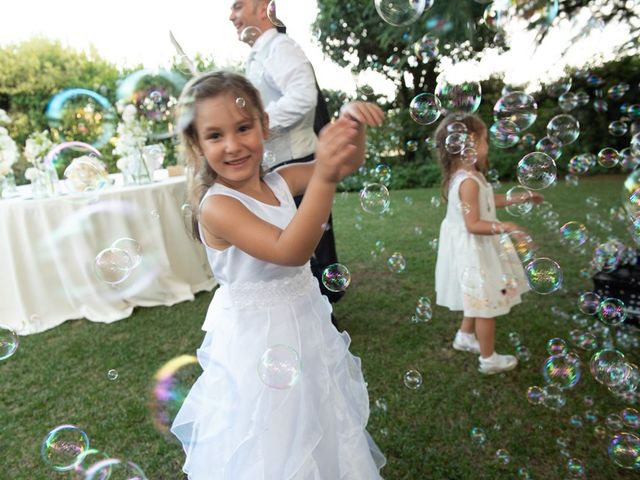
[0,173,216,335]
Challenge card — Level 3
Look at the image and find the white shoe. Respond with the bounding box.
[452,331,481,354]
[478,352,518,375]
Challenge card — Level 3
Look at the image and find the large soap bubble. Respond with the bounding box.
[517,152,556,190]
[435,80,482,114]
[547,114,580,146]
[46,88,116,148]
[116,69,187,139]
[374,0,432,26]
[409,93,442,125]
[493,91,538,131]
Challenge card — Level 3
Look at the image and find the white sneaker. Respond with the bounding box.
[478,352,518,375]
[452,331,481,354]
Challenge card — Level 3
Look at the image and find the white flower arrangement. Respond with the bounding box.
[24,130,53,168]
[0,109,11,125]
[0,127,18,178]
[25,167,40,182]
[113,104,149,160]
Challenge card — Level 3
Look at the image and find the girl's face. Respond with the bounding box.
[194,93,268,186]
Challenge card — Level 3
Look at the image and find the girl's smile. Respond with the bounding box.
[194,93,269,187]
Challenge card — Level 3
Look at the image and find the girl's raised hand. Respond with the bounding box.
[339,101,385,127]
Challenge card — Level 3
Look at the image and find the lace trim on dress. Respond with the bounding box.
[228,268,316,309]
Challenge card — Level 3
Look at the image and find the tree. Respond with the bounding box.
[313,0,640,186]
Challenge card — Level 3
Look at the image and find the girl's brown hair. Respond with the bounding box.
[176,70,267,242]
[433,113,488,200]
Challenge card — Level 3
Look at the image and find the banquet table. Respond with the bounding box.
[0,172,216,335]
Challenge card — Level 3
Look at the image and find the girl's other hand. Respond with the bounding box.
[339,102,385,127]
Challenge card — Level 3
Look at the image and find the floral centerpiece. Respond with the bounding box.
[114,104,158,184]
[0,110,19,198]
[24,130,57,198]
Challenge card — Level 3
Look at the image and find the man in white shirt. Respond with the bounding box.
[229,0,344,308]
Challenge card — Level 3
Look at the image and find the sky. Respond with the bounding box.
[0,1,635,98]
[0,0,364,94]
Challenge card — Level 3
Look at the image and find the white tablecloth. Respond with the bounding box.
[0,174,216,335]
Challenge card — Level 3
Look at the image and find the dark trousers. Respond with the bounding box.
[275,154,344,304]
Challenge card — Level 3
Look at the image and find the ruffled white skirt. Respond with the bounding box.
[171,270,385,479]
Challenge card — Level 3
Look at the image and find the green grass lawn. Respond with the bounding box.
[2,175,639,479]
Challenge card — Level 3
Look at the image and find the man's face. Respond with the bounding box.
[229,1,263,39]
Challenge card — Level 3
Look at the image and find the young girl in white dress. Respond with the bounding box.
[434,114,543,375]
[170,71,386,479]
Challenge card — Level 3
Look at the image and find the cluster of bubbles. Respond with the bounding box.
[94,237,143,286]
[40,424,146,477]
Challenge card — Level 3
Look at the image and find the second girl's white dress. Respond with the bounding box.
[171,172,385,479]
[435,170,529,318]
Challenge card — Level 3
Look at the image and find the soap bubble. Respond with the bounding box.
[447,121,468,134]
[360,183,390,215]
[501,231,537,262]
[558,92,578,111]
[258,345,301,389]
[493,91,538,131]
[371,163,392,185]
[461,266,484,291]
[266,0,285,27]
[597,297,627,326]
[576,90,590,106]
[461,147,478,166]
[435,80,482,114]
[445,132,467,154]
[83,458,148,480]
[527,386,544,405]
[111,238,143,270]
[516,345,531,362]
[560,222,588,248]
[0,326,19,360]
[321,263,351,293]
[609,120,629,137]
[240,26,262,45]
[593,99,609,113]
[387,252,407,273]
[41,425,90,472]
[622,408,640,429]
[495,448,511,465]
[578,291,601,315]
[597,147,620,168]
[517,152,556,190]
[547,114,580,146]
[525,257,562,294]
[374,0,432,26]
[414,34,440,62]
[46,88,116,148]
[409,93,442,125]
[150,354,202,434]
[590,349,626,386]
[542,384,566,410]
[505,186,534,216]
[470,427,487,446]
[94,247,134,285]
[543,353,582,389]
[116,69,186,139]
[568,153,594,174]
[107,369,118,381]
[536,136,562,160]
[547,338,568,355]
[546,77,572,97]
[567,458,585,478]
[608,432,640,470]
[403,369,423,389]
[490,119,520,148]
